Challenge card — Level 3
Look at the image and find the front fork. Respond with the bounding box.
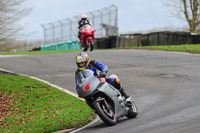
[96,97,110,110]
[86,37,93,44]
[87,97,110,112]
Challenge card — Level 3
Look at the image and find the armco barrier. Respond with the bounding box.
[117,32,200,47]
[40,40,81,51]
[34,31,200,51]
[68,41,72,50]
[94,32,200,49]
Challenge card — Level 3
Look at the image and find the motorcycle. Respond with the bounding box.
[79,24,95,51]
[75,69,138,126]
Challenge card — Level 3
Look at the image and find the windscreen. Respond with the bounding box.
[75,69,93,84]
[81,24,91,29]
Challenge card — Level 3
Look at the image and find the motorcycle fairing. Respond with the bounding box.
[94,82,128,119]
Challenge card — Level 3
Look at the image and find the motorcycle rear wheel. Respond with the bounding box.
[126,101,138,118]
[93,99,116,126]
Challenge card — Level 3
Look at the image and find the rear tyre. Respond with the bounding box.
[93,99,116,126]
[126,101,138,118]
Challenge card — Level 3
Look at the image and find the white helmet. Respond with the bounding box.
[81,13,87,20]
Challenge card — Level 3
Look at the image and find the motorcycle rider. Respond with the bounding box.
[75,52,131,101]
[77,13,92,41]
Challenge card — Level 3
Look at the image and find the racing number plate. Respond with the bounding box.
[83,83,90,91]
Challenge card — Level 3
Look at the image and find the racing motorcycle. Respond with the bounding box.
[79,24,95,51]
[75,69,138,126]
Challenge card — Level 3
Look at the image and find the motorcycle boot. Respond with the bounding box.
[78,33,81,38]
[120,87,130,99]
[120,87,135,105]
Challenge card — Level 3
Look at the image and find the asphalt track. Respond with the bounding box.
[0,49,200,133]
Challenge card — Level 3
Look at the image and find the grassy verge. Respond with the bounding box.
[0,73,94,133]
[130,44,200,54]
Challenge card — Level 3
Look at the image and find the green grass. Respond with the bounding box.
[130,44,200,54]
[0,74,94,133]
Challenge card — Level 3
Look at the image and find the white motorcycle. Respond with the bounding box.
[75,69,138,126]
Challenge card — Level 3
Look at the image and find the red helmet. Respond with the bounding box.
[81,13,87,20]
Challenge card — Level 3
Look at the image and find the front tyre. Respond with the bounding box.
[93,99,116,126]
[88,39,93,51]
[83,47,88,51]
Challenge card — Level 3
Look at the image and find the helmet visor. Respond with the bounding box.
[82,18,87,21]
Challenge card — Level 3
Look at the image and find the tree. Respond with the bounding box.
[0,0,32,44]
[165,0,200,33]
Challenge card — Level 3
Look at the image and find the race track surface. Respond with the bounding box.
[0,49,200,133]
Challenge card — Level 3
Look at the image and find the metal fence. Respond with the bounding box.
[41,4,118,45]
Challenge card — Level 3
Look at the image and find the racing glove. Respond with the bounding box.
[99,72,107,78]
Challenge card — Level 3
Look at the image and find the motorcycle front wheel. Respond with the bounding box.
[93,99,116,126]
[82,47,88,51]
[88,39,93,51]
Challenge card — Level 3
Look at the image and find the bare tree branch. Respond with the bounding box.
[0,0,32,44]
[163,0,200,33]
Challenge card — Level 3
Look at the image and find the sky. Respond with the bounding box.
[20,0,187,41]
